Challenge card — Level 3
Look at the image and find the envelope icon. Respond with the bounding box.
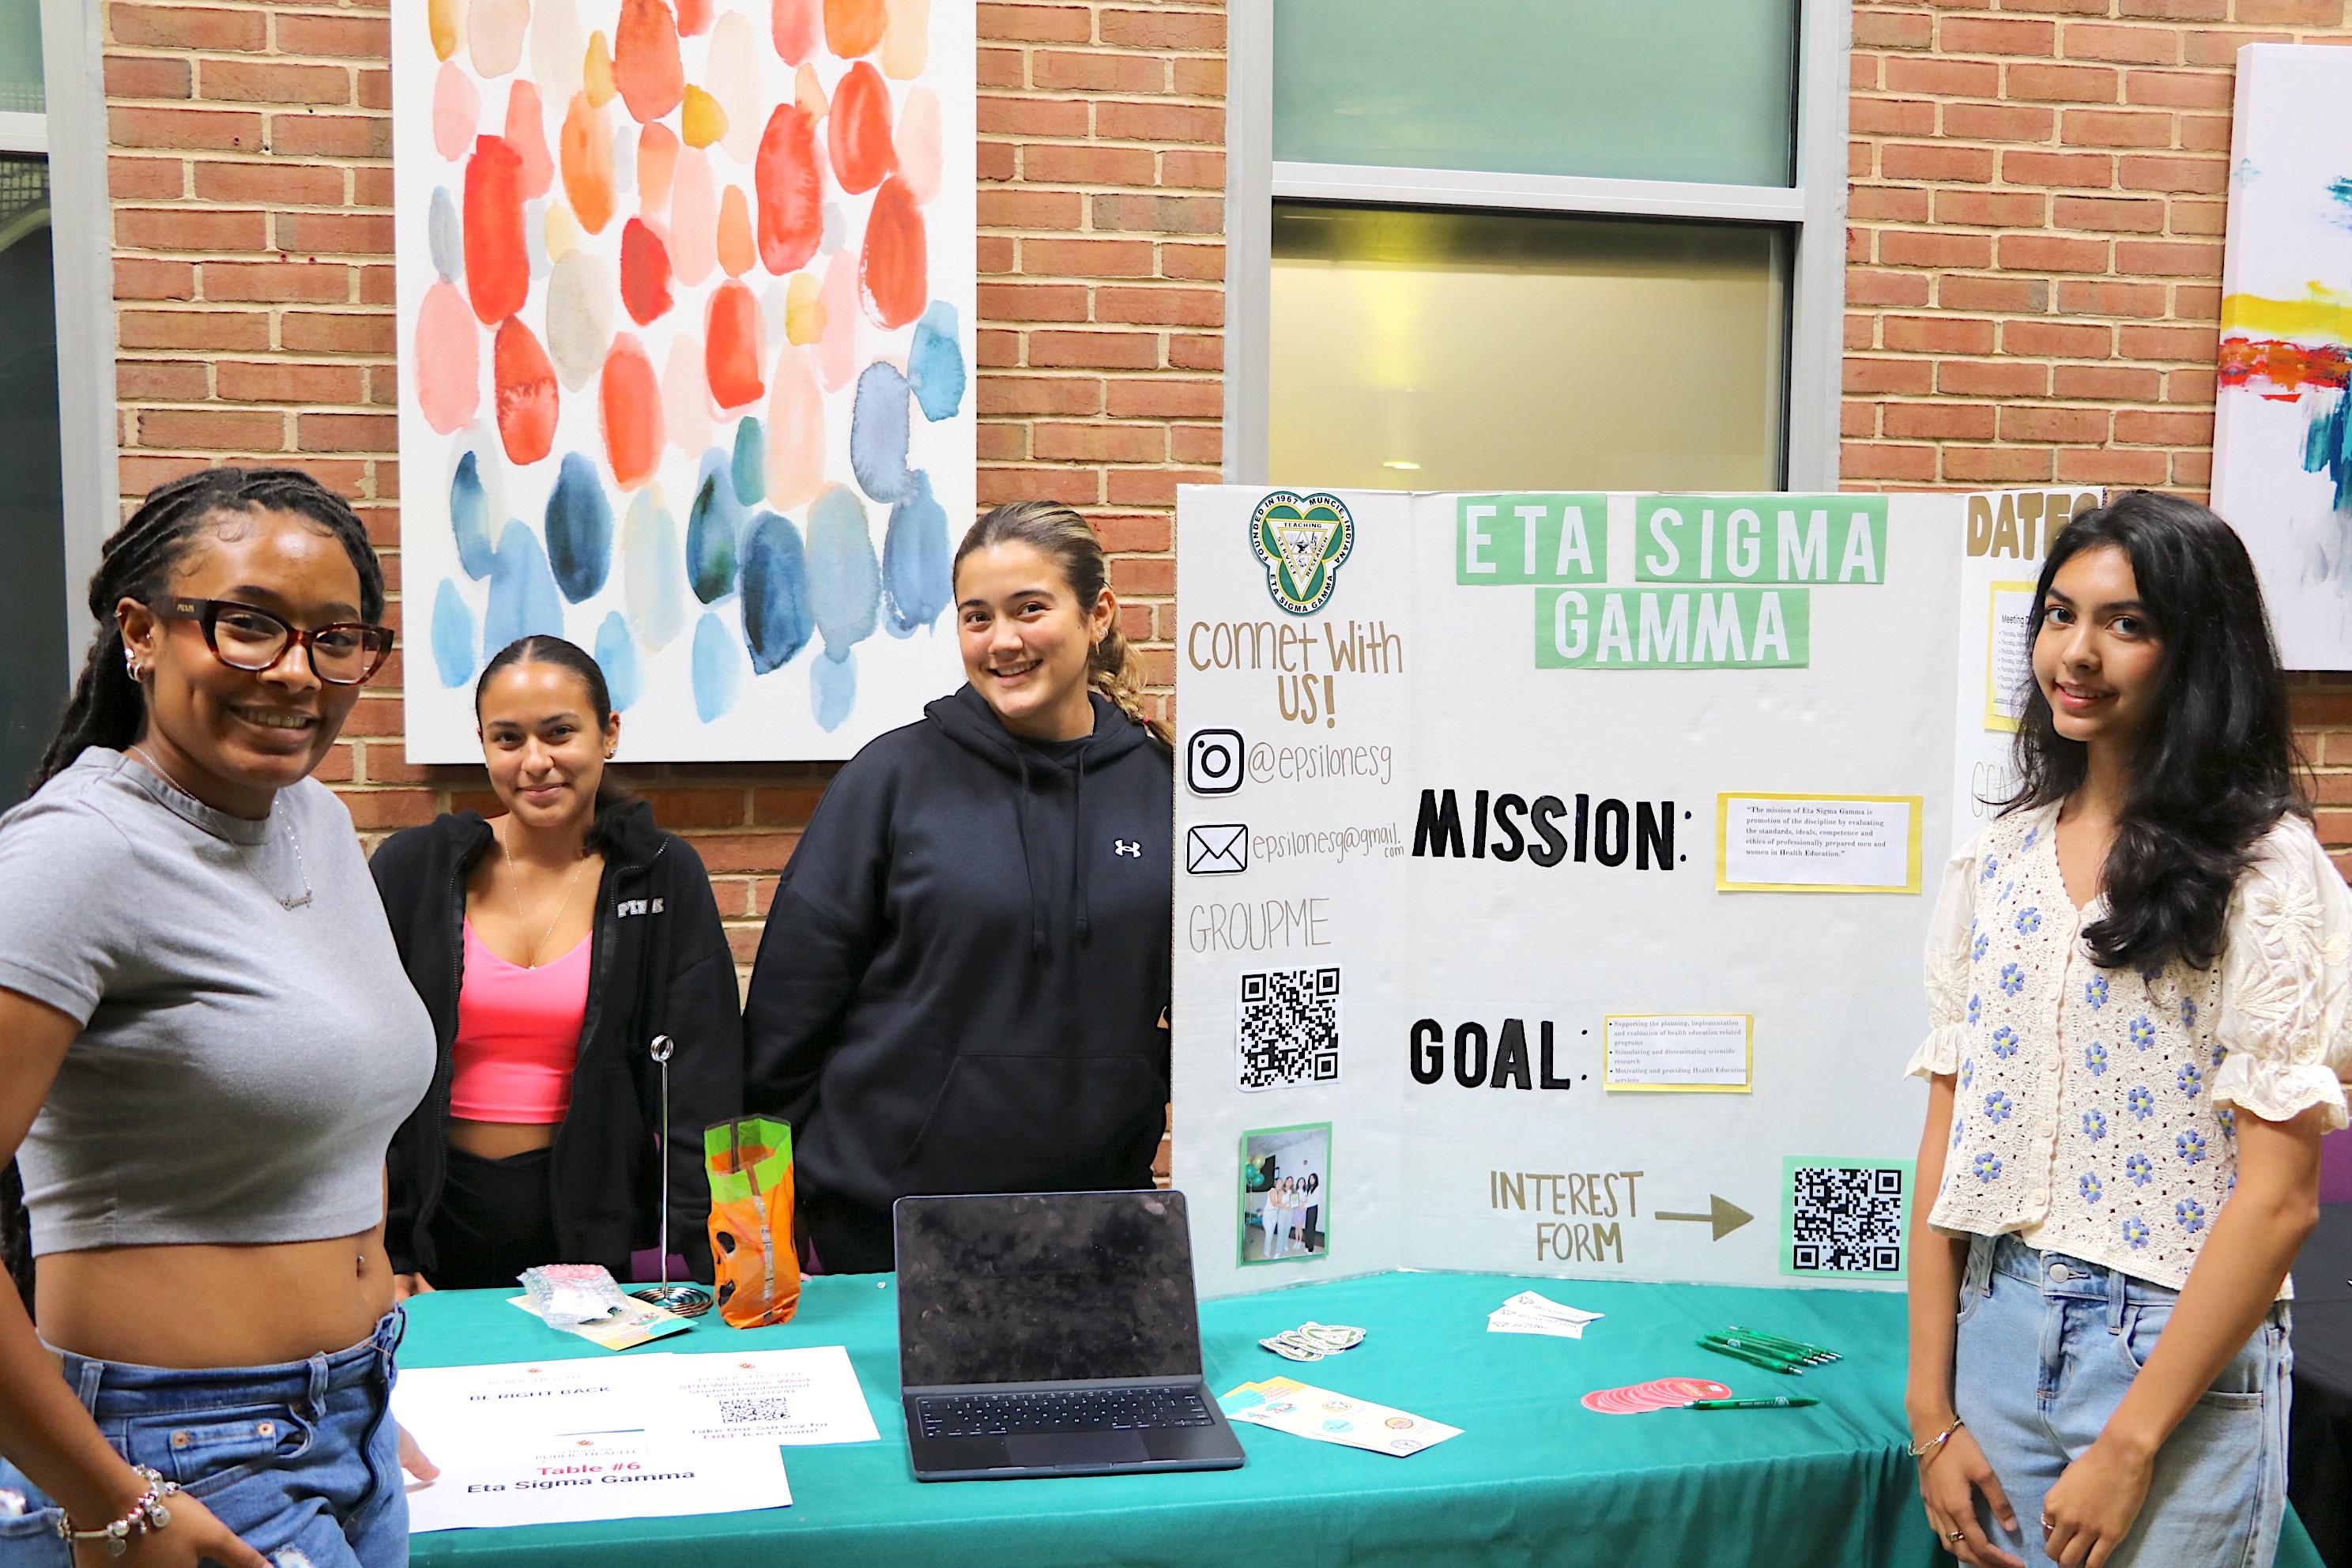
[1186,824,1249,876]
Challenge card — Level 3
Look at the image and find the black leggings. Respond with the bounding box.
[427,1145,560,1290]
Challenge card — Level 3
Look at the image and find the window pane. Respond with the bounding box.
[1269,204,1788,496]
[0,156,65,808]
[0,0,39,113]
[1273,0,1796,187]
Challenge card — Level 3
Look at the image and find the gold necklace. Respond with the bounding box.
[130,744,313,910]
[502,829,590,968]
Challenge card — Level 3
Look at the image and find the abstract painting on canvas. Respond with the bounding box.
[392,0,973,760]
[2214,43,2352,671]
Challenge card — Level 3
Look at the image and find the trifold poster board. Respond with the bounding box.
[1172,486,2095,1300]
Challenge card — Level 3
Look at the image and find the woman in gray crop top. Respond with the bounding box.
[0,469,437,1568]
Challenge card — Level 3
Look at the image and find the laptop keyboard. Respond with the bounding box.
[918,1385,1215,1438]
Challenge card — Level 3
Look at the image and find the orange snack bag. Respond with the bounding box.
[704,1116,801,1329]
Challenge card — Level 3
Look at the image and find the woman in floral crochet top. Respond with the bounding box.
[1904,492,2348,1568]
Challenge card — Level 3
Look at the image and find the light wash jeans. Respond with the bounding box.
[0,1310,406,1568]
[1954,1233,2292,1568]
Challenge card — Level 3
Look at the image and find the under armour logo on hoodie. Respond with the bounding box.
[1114,839,1141,858]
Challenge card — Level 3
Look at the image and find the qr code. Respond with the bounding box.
[714,1396,791,1425]
[1236,967,1342,1091]
[1788,1164,1906,1275]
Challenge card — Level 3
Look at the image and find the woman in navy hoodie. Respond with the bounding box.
[744,503,1174,1272]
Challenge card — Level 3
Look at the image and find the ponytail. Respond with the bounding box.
[957,501,1172,745]
[1087,619,1171,746]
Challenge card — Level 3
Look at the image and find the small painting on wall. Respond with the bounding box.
[2214,43,2352,671]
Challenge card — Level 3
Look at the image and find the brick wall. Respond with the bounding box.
[1845,0,2352,872]
[99,0,1224,976]
[89,1,2352,906]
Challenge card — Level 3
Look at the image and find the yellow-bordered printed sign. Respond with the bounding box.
[1715,793,1924,895]
[1602,1013,1753,1094]
[1983,579,2038,734]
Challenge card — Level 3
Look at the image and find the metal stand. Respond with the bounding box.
[630,1034,714,1317]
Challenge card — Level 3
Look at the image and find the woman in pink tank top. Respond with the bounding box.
[371,638,743,1291]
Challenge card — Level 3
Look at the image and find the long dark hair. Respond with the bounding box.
[473,635,636,857]
[2002,490,2305,973]
[5,467,386,1307]
[955,502,1172,744]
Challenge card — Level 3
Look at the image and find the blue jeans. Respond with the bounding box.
[1953,1234,2292,1568]
[0,1311,406,1568]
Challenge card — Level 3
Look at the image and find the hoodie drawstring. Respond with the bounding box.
[1072,751,1091,944]
[1011,750,1046,961]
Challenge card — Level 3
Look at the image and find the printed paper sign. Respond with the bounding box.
[1717,794,1922,894]
[1984,582,2037,731]
[395,1359,793,1532]
[1219,1377,1461,1456]
[402,1435,789,1532]
[665,1348,882,1447]
[1604,1014,1752,1091]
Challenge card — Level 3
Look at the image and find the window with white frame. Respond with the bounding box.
[1224,0,1849,495]
[0,0,111,810]
[0,0,66,807]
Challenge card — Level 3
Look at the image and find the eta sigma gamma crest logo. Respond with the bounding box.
[1252,491,1355,616]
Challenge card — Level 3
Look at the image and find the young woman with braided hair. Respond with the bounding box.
[0,469,437,1566]
[744,502,1174,1272]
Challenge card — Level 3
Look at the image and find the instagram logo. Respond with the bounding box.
[1186,728,1245,796]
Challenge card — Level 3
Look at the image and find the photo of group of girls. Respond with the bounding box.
[1240,1123,1332,1265]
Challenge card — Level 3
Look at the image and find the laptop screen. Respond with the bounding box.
[895,1190,1204,1388]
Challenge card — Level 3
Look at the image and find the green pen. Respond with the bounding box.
[1687,1396,1819,1410]
[1718,1325,1819,1353]
[1724,1325,1841,1363]
[1697,1337,1803,1375]
[1740,1325,1825,1363]
[1703,1332,1810,1367]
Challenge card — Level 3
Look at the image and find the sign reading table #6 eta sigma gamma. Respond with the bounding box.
[1170,485,2091,1300]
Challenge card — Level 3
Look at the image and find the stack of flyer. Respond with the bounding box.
[1487,1291,1604,1339]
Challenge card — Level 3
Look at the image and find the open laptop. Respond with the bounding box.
[895,1189,1248,1481]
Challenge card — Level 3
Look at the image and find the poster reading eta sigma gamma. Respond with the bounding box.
[392,0,974,760]
[1173,486,2091,1299]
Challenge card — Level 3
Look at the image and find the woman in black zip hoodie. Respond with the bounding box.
[745,503,1174,1272]
[372,636,742,1291]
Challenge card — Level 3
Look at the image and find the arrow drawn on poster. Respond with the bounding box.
[1655,1196,1755,1241]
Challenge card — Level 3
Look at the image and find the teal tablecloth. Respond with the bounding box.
[399,1270,2325,1568]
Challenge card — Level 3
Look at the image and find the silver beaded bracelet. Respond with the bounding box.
[51,1465,180,1558]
